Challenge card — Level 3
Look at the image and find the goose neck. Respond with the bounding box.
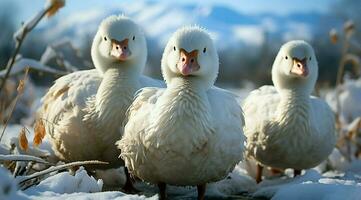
[95,68,138,119]
[168,77,207,94]
[277,89,310,123]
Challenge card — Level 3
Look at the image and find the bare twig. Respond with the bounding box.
[16,160,108,189]
[0,68,29,142]
[335,36,350,88]
[332,21,359,143]
[0,1,64,94]
[0,154,50,165]
[0,58,68,78]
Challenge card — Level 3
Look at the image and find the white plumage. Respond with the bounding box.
[243,41,336,175]
[38,15,163,169]
[326,77,361,125]
[117,26,245,198]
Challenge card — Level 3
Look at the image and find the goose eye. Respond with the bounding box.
[173,46,176,51]
[285,56,288,60]
[203,47,206,53]
[132,36,135,40]
[104,36,107,41]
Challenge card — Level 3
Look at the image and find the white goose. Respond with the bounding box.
[243,40,336,183]
[117,26,245,200]
[39,15,163,191]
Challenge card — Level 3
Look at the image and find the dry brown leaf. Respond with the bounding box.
[16,67,29,94]
[47,0,65,17]
[344,20,355,37]
[19,127,28,151]
[329,29,338,44]
[33,119,46,147]
[17,80,25,94]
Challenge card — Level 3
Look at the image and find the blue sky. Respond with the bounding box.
[1,0,336,27]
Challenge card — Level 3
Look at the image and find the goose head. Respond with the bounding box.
[272,40,318,94]
[91,15,147,74]
[161,26,219,89]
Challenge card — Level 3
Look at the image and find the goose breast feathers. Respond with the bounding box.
[119,86,245,186]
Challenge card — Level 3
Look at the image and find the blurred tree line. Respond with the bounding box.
[0,0,360,88]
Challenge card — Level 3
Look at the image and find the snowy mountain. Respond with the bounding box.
[35,1,339,50]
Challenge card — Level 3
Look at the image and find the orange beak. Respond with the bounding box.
[177,49,200,76]
[291,58,308,77]
[110,38,131,61]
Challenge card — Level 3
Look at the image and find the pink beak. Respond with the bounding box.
[177,49,200,76]
[291,58,309,77]
[110,38,131,61]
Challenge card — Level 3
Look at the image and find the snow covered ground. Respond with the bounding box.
[1,78,361,200]
[1,115,361,200]
[1,150,361,199]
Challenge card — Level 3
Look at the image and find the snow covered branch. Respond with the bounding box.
[0,154,50,165]
[16,160,108,189]
[0,0,65,95]
[0,57,68,78]
[40,39,83,73]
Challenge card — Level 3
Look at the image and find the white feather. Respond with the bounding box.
[243,40,336,170]
[118,26,245,186]
[38,16,164,168]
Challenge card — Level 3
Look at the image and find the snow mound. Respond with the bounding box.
[254,169,361,200]
[0,166,18,199]
[315,148,350,173]
[209,162,257,195]
[95,167,126,188]
[326,77,361,125]
[0,167,28,200]
[25,191,156,200]
[0,166,156,200]
[25,167,102,195]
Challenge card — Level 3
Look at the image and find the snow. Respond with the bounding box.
[0,166,154,200]
[0,167,29,200]
[0,57,67,78]
[14,11,43,41]
[327,148,351,172]
[28,192,156,200]
[1,82,360,199]
[261,17,278,33]
[95,168,126,188]
[326,77,361,125]
[0,144,10,155]
[24,167,102,195]
[209,163,257,195]
[254,169,361,200]
[0,154,48,164]
[272,181,360,200]
[1,82,361,199]
[232,25,265,46]
[1,124,361,199]
[39,46,58,65]
[13,0,64,42]
[0,125,53,156]
[283,22,312,41]
[346,160,361,174]
[1,1,358,199]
